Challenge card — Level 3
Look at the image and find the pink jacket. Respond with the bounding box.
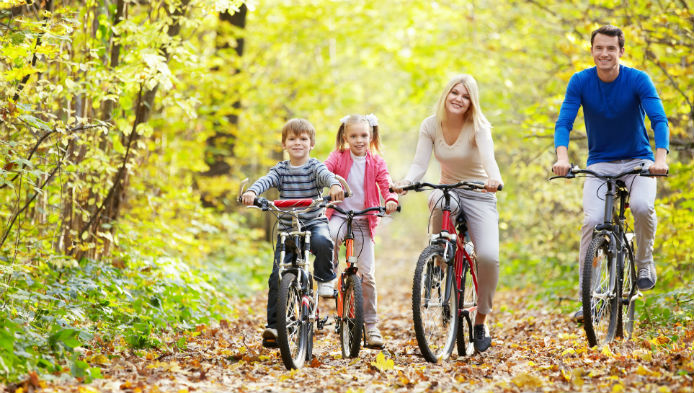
[324,149,399,240]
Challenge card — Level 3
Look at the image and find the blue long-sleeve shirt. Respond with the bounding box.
[554,65,669,166]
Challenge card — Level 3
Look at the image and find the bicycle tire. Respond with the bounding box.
[339,273,364,358]
[617,237,637,339]
[582,236,619,347]
[412,245,458,363]
[277,272,308,369]
[456,261,476,357]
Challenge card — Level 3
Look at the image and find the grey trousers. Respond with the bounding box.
[329,216,379,327]
[579,159,657,280]
[428,189,500,315]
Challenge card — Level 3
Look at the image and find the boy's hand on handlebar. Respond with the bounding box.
[241,191,256,206]
[329,184,345,201]
[385,200,398,214]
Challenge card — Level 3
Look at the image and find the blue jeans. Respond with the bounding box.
[266,221,335,328]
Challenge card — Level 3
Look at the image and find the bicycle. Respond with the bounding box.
[549,164,666,347]
[329,202,401,356]
[238,177,350,369]
[393,181,499,363]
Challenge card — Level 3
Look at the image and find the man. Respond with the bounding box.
[552,25,669,322]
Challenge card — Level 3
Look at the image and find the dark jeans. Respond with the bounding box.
[266,221,335,328]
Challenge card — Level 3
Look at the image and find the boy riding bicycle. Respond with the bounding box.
[241,118,344,347]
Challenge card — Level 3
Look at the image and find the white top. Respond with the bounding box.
[404,115,503,184]
[338,151,367,218]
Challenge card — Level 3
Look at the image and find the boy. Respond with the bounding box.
[241,118,344,347]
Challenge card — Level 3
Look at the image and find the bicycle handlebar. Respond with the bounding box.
[549,164,668,181]
[390,180,499,193]
[329,204,402,217]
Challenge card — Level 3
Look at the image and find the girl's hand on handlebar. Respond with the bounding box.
[241,191,256,206]
[329,184,345,201]
[385,200,398,214]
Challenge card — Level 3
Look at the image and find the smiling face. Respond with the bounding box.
[444,83,471,118]
[591,33,623,76]
[282,131,313,165]
[344,122,371,156]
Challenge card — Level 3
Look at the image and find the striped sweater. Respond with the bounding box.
[248,158,340,229]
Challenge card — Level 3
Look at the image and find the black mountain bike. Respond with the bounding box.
[550,164,666,346]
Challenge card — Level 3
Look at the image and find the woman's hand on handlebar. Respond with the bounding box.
[385,200,398,214]
[391,180,412,195]
[241,190,256,206]
[484,179,503,193]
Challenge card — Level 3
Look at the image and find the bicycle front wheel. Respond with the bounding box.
[412,245,458,363]
[456,261,477,357]
[277,272,309,369]
[617,237,637,339]
[582,236,619,347]
[339,273,363,358]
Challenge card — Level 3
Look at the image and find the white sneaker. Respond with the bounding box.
[637,261,657,291]
[317,279,336,298]
[366,327,384,348]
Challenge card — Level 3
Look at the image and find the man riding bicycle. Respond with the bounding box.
[551,25,670,322]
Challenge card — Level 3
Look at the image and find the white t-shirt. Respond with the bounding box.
[337,151,367,218]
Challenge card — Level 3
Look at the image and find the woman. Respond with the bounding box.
[393,74,503,353]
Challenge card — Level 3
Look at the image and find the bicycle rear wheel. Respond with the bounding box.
[339,273,363,358]
[412,245,458,363]
[617,236,637,339]
[456,261,476,357]
[582,236,619,347]
[277,272,309,369]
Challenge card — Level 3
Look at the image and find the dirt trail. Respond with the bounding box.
[39,223,693,393]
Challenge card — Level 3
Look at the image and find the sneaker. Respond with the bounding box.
[262,327,278,348]
[637,262,657,291]
[571,309,584,323]
[317,279,336,298]
[365,327,384,348]
[473,324,492,353]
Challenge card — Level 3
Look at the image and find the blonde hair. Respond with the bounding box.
[335,114,382,154]
[434,74,491,143]
[281,118,316,145]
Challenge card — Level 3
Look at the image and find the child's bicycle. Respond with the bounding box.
[328,202,401,356]
[239,177,358,369]
[550,164,666,347]
[393,181,499,362]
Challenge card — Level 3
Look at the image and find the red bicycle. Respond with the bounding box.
[396,181,495,362]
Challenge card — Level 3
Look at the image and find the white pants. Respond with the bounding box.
[328,216,378,326]
[579,159,657,280]
[428,189,500,315]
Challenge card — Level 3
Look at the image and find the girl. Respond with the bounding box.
[324,114,398,348]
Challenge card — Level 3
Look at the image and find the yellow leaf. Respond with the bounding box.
[632,349,653,362]
[511,373,543,388]
[612,383,624,392]
[601,345,613,357]
[370,351,394,372]
[636,365,660,377]
[561,348,576,357]
[658,386,672,393]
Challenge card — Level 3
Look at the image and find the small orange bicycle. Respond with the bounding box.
[328,203,401,357]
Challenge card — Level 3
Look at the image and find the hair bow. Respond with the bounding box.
[365,113,378,127]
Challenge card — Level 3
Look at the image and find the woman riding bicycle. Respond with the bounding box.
[393,74,503,353]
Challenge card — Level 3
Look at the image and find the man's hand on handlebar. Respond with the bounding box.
[552,158,572,177]
[484,179,503,193]
[391,180,412,195]
[241,190,256,206]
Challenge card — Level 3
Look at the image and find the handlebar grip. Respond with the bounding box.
[396,205,402,212]
[497,184,503,192]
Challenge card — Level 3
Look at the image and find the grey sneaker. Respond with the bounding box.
[317,279,336,298]
[473,324,492,353]
[572,309,584,323]
[637,262,656,291]
[366,327,384,348]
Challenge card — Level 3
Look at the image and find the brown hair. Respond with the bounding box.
[591,25,624,49]
[281,118,316,145]
[335,115,382,154]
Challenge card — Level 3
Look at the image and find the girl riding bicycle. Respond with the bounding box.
[393,74,503,353]
[324,114,399,348]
